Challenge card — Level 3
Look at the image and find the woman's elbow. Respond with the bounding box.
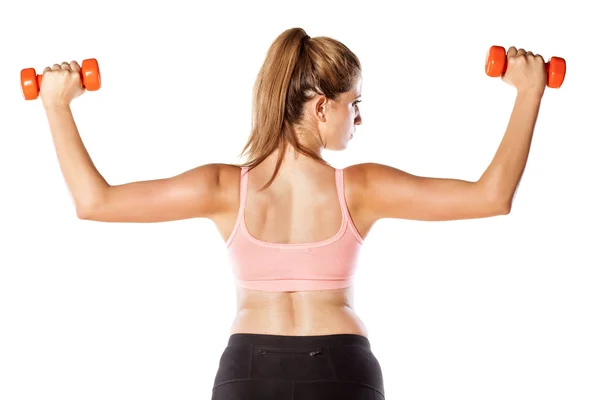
[492,196,512,216]
[75,197,104,220]
[498,202,511,215]
[478,182,512,216]
[76,203,96,220]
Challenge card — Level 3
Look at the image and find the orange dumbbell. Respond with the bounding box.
[485,45,566,89]
[20,59,101,100]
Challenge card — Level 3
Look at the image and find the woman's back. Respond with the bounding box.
[214,157,370,336]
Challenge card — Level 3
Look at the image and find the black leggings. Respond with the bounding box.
[211,333,385,399]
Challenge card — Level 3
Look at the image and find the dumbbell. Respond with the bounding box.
[20,59,101,100]
[485,45,566,89]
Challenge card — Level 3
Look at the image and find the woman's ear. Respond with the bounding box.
[313,95,329,121]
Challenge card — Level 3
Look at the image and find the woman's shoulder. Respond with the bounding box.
[343,162,401,186]
[341,162,405,214]
[211,164,244,189]
[338,163,377,210]
[214,163,245,193]
[341,162,382,188]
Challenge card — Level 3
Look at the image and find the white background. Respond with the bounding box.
[1,1,598,399]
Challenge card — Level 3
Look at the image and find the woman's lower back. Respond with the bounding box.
[229,287,369,337]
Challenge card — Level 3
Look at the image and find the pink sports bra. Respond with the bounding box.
[225,167,364,292]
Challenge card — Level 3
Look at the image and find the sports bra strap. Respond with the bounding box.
[335,168,350,221]
[239,167,249,210]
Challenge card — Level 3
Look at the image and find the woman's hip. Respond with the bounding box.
[211,333,385,399]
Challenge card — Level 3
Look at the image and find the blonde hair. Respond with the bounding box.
[237,27,362,190]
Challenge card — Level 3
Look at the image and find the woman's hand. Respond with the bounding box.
[502,47,547,97]
[39,61,85,108]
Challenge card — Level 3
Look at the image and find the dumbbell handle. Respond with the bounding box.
[486,55,563,76]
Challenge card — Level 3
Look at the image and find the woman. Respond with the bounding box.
[38,27,546,399]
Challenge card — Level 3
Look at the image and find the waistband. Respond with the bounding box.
[227,333,371,349]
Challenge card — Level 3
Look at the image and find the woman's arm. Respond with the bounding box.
[351,92,542,221]
[39,61,228,223]
[351,48,547,223]
[44,103,226,222]
[44,104,226,223]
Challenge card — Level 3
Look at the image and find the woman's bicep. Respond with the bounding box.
[357,163,509,222]
[78,163,226,223]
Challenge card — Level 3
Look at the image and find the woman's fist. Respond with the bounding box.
[502,47,547,96]
[40,61,85,108]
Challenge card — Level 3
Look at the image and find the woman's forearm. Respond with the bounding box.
[44,104,109,212]
[479,90,543,208]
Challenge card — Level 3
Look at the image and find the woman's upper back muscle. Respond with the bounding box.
[243,166,344,244]
[217,163,361,245]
